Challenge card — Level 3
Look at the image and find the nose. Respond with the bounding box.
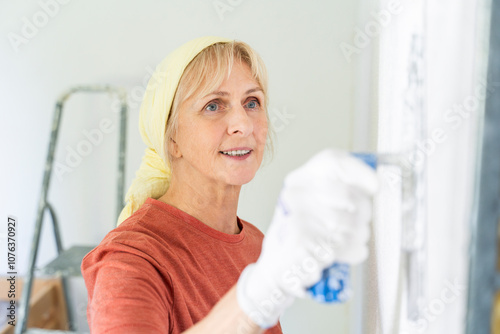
[227,104,253,136]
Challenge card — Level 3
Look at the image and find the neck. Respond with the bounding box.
[158,173,242,235]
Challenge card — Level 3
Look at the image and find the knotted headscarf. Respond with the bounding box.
[117,36,232,226]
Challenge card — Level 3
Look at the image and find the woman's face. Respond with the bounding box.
[170,61,268,188]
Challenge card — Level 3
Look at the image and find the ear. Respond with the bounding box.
[168,136,182,158]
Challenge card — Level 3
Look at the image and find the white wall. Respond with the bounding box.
[1,0,363,332]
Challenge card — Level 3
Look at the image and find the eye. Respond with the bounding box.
[204,101,220,112]
[246,99,260,110]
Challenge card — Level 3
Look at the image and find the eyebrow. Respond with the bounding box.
[206,87,263,97]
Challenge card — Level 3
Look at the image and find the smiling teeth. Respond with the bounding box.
[222,150,251,156]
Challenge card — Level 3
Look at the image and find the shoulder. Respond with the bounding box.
[82,201,174,270]
[239,218,265,241]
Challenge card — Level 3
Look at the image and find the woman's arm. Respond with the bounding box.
[183,284,264,334]
[189,150,380,333]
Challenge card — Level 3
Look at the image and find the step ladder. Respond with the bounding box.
[16,86,128,334]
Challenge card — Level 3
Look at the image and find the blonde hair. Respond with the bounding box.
[164,41,275,170]
[117,37,274,226]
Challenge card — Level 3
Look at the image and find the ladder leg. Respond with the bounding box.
[46,203,75,331]
[16,203,45,334]
[16,102,63,334]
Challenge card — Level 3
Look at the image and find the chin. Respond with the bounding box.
[227,172,257,186]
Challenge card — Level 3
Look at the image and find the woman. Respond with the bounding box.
[82,36,378,333]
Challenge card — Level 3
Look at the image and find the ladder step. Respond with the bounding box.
[39,245,96,277]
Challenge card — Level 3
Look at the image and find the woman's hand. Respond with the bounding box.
[237,148,380,328]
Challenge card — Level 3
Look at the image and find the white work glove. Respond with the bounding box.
[236,148,379,328]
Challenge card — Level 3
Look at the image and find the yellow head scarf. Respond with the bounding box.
[117,36,232,226]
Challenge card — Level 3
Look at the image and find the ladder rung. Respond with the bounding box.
[39,245,96,277]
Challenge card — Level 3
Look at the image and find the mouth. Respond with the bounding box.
[219,149,253,159]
